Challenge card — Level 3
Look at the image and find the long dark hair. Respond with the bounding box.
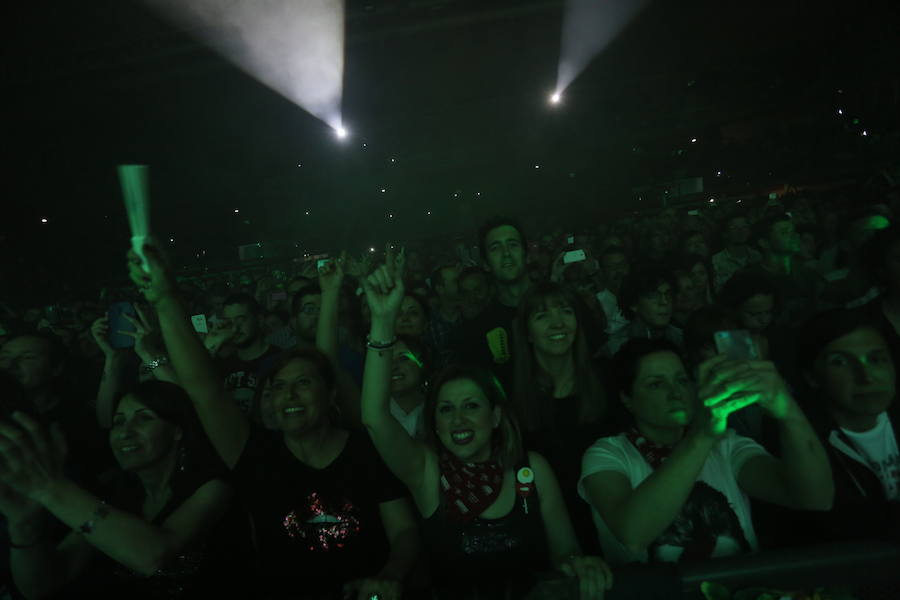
[423,364,523,469]
[512,282,605,432]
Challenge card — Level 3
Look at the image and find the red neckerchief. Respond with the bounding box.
[438,449,504,522]
[626,428,675,469]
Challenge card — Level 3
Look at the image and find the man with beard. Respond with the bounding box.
[216,293,282,417]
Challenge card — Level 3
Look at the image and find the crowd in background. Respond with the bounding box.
[0,180,899,599]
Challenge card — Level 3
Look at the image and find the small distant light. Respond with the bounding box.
[534,165,541,169]
[862,130,868,136]
[380,188,386,193]
[40,218,48,224]
[389,214,394,218]
[169,238,175,243]
[476,192,481,196]
[837,109,843,115]
[709,198,716,203]
[297,162,302,167]
[234,208,240,213]
[390,158,396,163]
[362,143,367,148]
[305,211,310,216]
[716,171,722,176]
[453,192,459,198]
[691,138,698,143]
[369,247,375,253]
[427,211,431,215]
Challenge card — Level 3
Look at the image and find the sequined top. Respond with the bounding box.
[422,458,550,597]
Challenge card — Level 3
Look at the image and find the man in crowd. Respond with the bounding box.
[457,266,492,321]
[712,214,762,291]
[596,246,631,336]
[606,267,683,356]
[450,217,531,379]
[743,214,824,324]
[213,293,281,417]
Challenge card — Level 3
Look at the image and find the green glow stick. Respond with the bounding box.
[117,164,151,273]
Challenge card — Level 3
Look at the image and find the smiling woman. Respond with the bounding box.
[361,255,614,599]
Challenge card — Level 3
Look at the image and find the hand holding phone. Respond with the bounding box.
[713,330,758,360]
[108,302,138,349]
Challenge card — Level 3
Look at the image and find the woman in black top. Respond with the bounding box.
[127,245,419,600]
[512,282,611,554]
[0,381,239,599]
[361,250,613,599]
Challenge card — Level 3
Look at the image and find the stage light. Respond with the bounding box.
[837,109,843,115]
[297,163,302,167]
[381,188,386,193]
[234,208,240,213]
[862,130,868,136]
[691,138,697,143]
[369,247,375,253]
[40,218,48,224]
[389,214,394,219]
[305,211,310,215]
[716,171,722,176]
[170,238,175,243]
[335,126,348,139]
[534,165,541,169]
[427,211,431,215]
[550,92,561,104]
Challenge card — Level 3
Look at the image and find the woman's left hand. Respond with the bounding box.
[342,576,402,600]
[560,555,614,600]
[0,413,67,504]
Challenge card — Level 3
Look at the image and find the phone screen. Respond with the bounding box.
[108,302,137,349]
[563,249,587,264]
[713,330,758,360]
[190,314,209,334]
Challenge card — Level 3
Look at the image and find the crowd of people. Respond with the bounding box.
[1,183,899,599]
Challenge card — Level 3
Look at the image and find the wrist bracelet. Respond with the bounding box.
[366,335,397,350]
[78,501,110,535]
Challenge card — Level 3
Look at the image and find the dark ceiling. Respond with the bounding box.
[3,0,899,297]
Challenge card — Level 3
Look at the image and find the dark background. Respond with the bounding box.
[3,0,899,298]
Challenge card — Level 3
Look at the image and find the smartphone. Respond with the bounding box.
[714,330,758,360]
[190,314,209,334]
[563,249,587,264]
[566,235,575,245]
[108,302,137,349]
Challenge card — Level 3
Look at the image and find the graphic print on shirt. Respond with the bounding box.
[650,481,750,563]
[867,451,900,500]
[224,370,258,415]
[282,491,362,552]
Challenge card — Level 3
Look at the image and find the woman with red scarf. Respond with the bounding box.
[361,250,613,599]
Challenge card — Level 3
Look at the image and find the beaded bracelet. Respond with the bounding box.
[366,336,397,350]
[78,501,110,535]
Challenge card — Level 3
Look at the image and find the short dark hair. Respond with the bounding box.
[223,293,262,316]
[796,309,892,372]
[424,364,523,469]
[6,331,68,370]
[618,266,676,317]
[478,216,528,262]
[612,338,684,399]
[402,293,431,323]
[291,285,322,317]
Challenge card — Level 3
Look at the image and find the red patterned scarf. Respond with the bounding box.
[439,450,504,522]
[626,428,676,469]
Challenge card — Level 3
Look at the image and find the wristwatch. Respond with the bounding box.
[142,356,170,373]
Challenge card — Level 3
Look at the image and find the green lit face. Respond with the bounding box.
[110,394,181,472]
[766,220,801,255]
[223,303,262,348]
[624,351,696,428]
[812,327,895,422]
[293,294,321,343]
[390,341,424,395]
[527,298,577,357]
[484,225,525,284]
[270,358,332,434]
[395,296,426,337]
[434,379,500,463]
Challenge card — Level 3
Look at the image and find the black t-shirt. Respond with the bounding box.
[216,345,282,416]
[231,428,408,599]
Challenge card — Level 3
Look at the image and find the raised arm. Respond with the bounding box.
[316,254,344,364]
[89,316,128,429]
[360,249,429,493]
[128,245,249,468]
[0,414,230,596]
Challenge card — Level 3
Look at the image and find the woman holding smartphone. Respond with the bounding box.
[361,250,613,599]
[579,338,833,565]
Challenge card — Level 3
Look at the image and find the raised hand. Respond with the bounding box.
[119,304,164,362]
[318,252,346,295]
[90,316,117,357]
[362,246,406,322]
[0,413,67,504]
[127,242,176,305]
[693,356,763,438]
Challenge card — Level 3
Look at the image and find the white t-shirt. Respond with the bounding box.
[840,412,900,501]
[389,398,425,440]
[578,430,768,565]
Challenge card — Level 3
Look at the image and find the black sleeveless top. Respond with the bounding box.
[422,457,550,598]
